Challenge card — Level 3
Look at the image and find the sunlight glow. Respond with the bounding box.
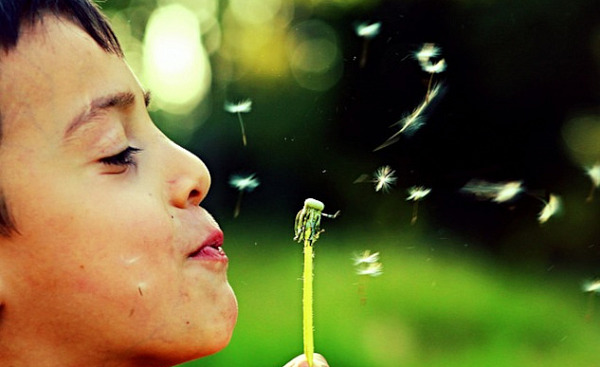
[143,4,211,114]
[229,0,284,25]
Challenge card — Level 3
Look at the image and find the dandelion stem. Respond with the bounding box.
[360,38,369,68]
[425,73,434,103]
[303,240,314,367]
[586,184,595,203]
[293,199,332,367]
[237,112,247,146]
[411,200,419,225]
[358,277,367,305]
[234,191,243,218]
[585,292,595,321]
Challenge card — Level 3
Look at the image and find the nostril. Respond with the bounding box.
[188,189,202,206]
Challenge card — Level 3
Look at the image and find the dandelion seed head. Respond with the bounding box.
[224,99,252,114]
[373,165,397,192]
[538,194,561,224]
[422,59,447,74]
[229,173,260,192]
[356,262,383,277]
[586,163,600,188]
[355,22,381,39]
[352,250,380,265]
[407,186,432,201]
[583,279,600,293]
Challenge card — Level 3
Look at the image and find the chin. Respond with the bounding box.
[156,322,235,366]
[197,285,238,357]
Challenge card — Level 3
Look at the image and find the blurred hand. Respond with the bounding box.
[283,353,329,367]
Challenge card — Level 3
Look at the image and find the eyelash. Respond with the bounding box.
[100,146,142,167]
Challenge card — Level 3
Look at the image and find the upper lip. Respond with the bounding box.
[187,230,224,258]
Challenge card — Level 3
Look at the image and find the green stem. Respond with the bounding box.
[303,241,314,367]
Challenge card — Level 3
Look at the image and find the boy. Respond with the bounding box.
[0,1,327,366]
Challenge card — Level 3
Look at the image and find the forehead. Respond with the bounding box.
[0,16,136,142]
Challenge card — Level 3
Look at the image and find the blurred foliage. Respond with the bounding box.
[102,0,600,365]
[184,221,600,366]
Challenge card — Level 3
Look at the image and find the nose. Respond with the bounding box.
[164,140,211,208]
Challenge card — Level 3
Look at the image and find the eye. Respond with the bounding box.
[99,146,142,167]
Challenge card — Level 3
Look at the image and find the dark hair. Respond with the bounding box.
[0,0,123,55]
[0,0,124,236]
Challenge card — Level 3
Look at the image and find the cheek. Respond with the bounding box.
[38,201,177,304]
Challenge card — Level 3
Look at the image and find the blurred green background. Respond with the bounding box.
[102,0,600,365]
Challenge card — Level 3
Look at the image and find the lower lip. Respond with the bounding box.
[188,246,228,263]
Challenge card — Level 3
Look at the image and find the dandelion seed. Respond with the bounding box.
[229,173,260,218]
[582,279,600,320]
[538,194,561,224]
[121,255,142,265]
[374,165,397,192]
[373,42,446,151]
[354,251,383,305]
[355,22,381,39]
[423,58,447,74]
[407,186,432,201]
[406,186,431,225]
[414,43,447,102]
[583,279,600,293]
[355,21,381,68]
[374,83,444,151]
[585,162,600,202]
[423,58,446,102]
[229,174,260,191]
[352,250,380,265]
[494,181,523,203]
[414,43,441,66]
[587,163,600,187]
[461,180,524,203]
[224,99,252,146]
[356,262,383,277]
[398,114,426,136]
[354,166,397,193]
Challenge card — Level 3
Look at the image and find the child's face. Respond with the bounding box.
[0,16,237,364]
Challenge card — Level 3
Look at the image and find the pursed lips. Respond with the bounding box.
[187,230,227,262]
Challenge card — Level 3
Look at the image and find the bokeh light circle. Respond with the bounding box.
[143,4,211,114]
[287,19,343,91]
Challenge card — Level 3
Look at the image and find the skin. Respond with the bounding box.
[0,15,237,366]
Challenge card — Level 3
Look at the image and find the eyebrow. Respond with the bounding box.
[63,90,151,140]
